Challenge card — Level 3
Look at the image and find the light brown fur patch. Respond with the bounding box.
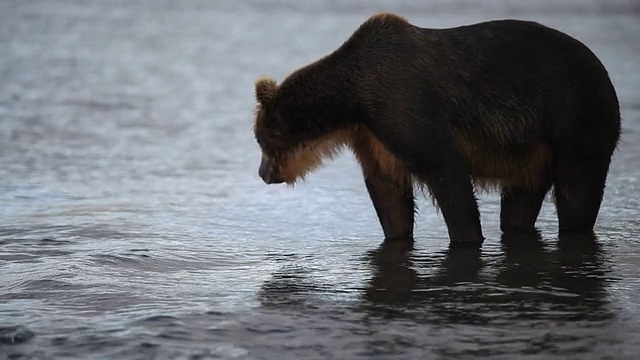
[453,131,551,191]
[278,125,411,188]
[278,128,353,185]
[349,126,411,186]
[277,123,549,195]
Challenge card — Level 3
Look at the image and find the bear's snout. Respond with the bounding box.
[259,155,285,184]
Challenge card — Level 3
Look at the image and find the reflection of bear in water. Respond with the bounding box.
[361,232,611,327]
[253,13,621,245]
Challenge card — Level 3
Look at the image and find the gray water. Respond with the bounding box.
[1,1,640,359]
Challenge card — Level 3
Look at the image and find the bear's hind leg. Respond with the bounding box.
[500,179,552,234]
[554,159,610,234]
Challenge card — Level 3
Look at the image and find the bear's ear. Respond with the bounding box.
[255,76,277,106]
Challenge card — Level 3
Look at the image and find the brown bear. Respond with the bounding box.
[252,13,621,245]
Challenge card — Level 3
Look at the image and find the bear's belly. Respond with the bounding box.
[453,132,551,190]
[348,125,550,191]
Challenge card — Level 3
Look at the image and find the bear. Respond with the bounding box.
[252,12,621,245]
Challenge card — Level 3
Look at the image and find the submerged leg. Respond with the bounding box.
[554,161,610,233]
[500,179,553,234]
[364,173,415,241]
[423,164,484,244]
[352,129,415,242]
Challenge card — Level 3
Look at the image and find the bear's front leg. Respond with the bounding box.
[424,166,484,245]
[364,173,415,242]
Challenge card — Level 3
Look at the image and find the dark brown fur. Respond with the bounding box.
[253,12,621,244]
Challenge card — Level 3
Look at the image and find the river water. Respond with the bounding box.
[1,1,639,359]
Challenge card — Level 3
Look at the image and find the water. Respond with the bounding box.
[1,0,639,359]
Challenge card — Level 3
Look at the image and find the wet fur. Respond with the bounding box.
[253,13,565,191]
[269,124,410,187]
[274,124,550,193]
[253,12,621,241]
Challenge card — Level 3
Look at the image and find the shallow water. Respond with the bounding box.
[1,0,639,359]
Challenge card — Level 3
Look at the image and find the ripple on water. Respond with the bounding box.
[1,0,640,359]
[0,326,35,345]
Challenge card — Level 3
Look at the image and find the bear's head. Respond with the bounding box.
[253,76,290,185]
[253,76,348,186]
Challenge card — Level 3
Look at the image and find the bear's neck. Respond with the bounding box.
[279,54,364,132]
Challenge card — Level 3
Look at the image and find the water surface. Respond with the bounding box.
[1,1,639,359]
